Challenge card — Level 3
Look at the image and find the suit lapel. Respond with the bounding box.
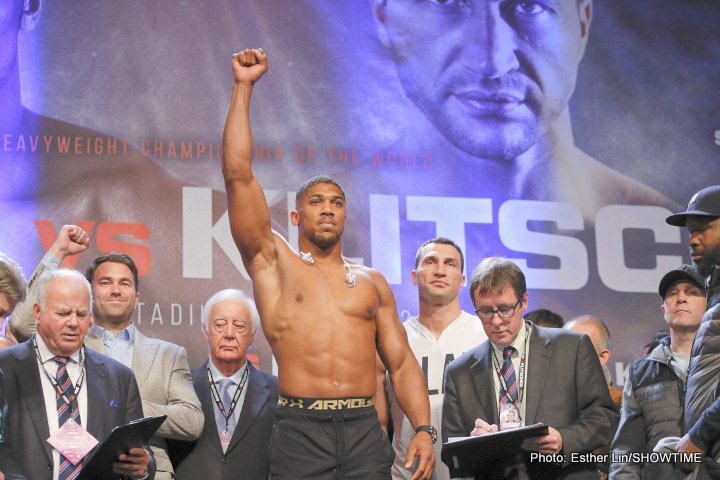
[227,364,269,453]
[131,331,158,388]
[14,341,53,463]
[85,350,109,441]
[193,363,224,453]
[469,342,499,425]
[524,324,551,424]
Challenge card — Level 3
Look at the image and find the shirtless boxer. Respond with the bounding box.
[221,48,435,479]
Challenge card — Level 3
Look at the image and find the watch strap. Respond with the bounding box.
[415,424,437,444]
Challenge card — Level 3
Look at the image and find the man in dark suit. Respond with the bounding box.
[442,257,617,479]
[169,289,278,480]
[0,269,153,480]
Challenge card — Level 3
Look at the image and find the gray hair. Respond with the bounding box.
[468,257,526,306]
[201,289,260,333]
[0,252,27,304]
[36,269,93,311]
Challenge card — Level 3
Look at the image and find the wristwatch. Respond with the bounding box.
[415,424,437,444]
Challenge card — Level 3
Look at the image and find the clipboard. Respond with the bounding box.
[77,415,167,480]
[441,422,548,478]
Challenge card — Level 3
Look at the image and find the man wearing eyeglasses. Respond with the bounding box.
[169,289,278,480]
[442,257,617,479]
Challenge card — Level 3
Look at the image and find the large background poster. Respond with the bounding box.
[2,0,719,382]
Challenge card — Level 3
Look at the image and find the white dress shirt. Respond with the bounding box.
[208,359,250,428]
[35,334,90,480]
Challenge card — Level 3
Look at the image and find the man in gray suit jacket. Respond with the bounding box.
[442,257,617,479]
[169,289,278,480]
[82,253,204,480]
[0,269,153,480]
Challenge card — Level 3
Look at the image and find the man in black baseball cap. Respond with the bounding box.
[658,264,707,298]
[666,186,720,227]
[611,264,705,479]
[666,185,720,280]
[668,187,720,477]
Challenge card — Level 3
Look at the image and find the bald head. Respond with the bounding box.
[565,314,611,366]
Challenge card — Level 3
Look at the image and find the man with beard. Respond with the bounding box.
[665,185,720,477]
[221,48,435,479]
[666,186,720,307]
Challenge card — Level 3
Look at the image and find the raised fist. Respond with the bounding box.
[231,48,268,84]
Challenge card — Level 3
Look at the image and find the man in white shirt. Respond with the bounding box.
[0,269,152,479]
[377,237,487,479]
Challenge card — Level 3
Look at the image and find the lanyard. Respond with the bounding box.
[207,365,249,432]
[491,321,530,409]
[33,336,86,405]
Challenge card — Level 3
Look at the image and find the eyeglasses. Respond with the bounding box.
[474,295,523,322]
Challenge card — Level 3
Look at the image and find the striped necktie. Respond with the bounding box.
[499,346,517,406]
[54,356,83,480]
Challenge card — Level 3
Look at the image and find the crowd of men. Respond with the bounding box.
[0,43,718,480]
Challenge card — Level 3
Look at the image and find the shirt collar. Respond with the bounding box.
[34,333,82,364]
[208,358,248,385]
[491,319,529,357]
[92,322,136,344]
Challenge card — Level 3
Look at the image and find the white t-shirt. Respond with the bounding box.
[388,311,487,480]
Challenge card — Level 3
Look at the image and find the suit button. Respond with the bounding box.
[48,464,53,470]
[221,456,228,464]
